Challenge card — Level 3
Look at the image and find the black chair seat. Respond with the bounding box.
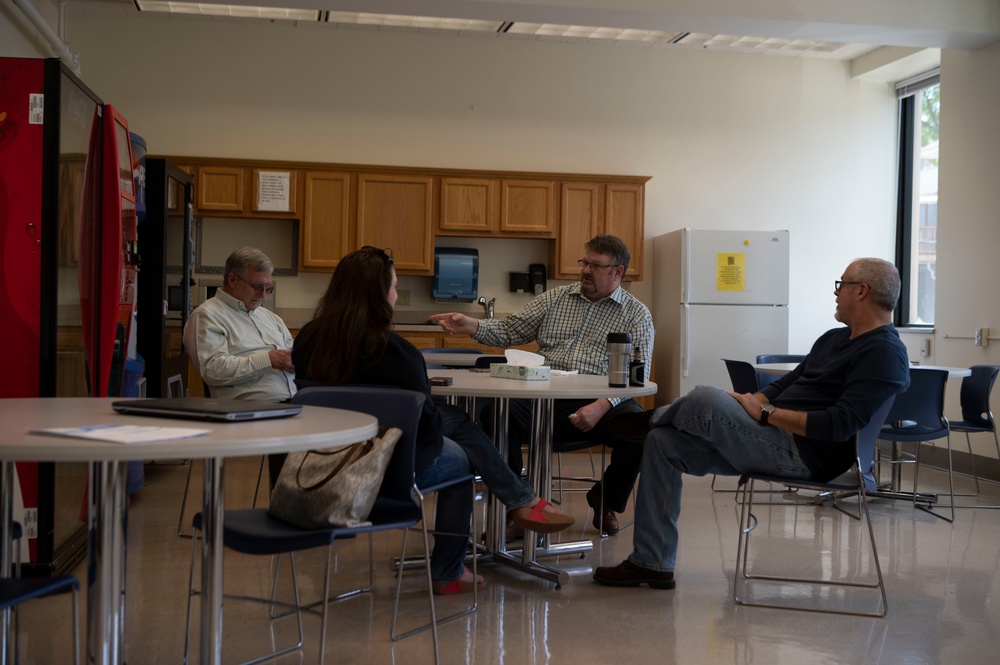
[949,420,991,433]
[880,424,950,442]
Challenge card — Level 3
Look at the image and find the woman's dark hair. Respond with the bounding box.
[302,246,395,384]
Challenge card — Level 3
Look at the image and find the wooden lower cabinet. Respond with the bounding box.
[397,331,538,355]
[400,333,439,350]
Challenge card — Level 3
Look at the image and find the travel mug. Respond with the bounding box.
[607,332,632,387]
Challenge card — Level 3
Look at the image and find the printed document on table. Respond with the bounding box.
[29,425,211,444]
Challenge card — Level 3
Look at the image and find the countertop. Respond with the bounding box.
[166,307,505,332]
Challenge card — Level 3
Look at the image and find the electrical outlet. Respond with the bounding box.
[976,327,990,347]
[920,338,931,357]
[397,289,410,306]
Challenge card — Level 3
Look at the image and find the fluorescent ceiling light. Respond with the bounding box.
[325,11,501,32]
[134,1,318,21]
[128,2,875,59]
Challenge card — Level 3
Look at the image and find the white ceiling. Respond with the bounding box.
[69,0,1000,59]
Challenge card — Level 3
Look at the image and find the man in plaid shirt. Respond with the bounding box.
[431,235,654,535]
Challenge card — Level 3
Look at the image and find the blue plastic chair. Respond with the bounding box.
[948,365,1000,506]
[183,387,477,665]
[878,368,954,522]
[2,522,80,665]
[734,396,895,617]
[755,354,807,364]
[723,359,760,394]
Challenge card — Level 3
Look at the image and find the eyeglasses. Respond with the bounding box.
[361,246,394,265]
[578,259,617,271]
[235,274,274,295]
[834,280,864,291]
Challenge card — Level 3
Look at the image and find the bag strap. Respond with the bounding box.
[296,442,364,492]
[294,426,389,492]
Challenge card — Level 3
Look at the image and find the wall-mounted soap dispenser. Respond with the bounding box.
[529,263,547,295]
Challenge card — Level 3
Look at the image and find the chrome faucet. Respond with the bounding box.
[478,296,496,318]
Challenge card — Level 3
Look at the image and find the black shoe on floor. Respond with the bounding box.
[593,559,676,589]
[586,484,620,535]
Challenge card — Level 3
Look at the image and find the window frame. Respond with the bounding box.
[894,70,940,329]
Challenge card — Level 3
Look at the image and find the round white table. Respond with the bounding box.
[756,362,972,379]
[428,370,657,586]
[0,398,377,665]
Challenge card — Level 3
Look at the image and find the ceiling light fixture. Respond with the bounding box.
[133,1,320,22]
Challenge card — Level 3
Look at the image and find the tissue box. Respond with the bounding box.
[489,364,551,381]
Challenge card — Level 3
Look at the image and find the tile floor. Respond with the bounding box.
[12,455,1000,664]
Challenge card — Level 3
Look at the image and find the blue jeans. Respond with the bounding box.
[438,404,535,510]
[502,397,645,512]
[414,437,472,583]
[629,386,812,573]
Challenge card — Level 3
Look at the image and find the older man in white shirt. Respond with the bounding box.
[184,246,296,482]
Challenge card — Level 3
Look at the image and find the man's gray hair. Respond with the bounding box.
[852,258,901,312]
[224,247,273,282]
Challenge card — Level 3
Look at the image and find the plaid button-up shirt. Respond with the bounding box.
[473,283,654,406]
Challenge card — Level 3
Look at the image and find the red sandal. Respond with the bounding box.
[510,499,575,534]
[432,566,487,595]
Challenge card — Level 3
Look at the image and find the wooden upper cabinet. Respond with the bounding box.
[357,173,434,274]
[555,181,645,280]
[197,165,245,213]
[605,183,644,280]
[500,179,555,236]
[438,177,497,235]
[557,182,601,276]
[301,171,351,271]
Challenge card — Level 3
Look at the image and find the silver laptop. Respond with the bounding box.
[112,397,302,422]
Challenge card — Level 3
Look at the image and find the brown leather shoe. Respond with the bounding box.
[593,559,676,589]
[611,409,654,442]
[586,484,619,535]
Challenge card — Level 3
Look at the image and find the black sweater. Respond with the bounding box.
[760,324,910,479]
[292,322,443,475]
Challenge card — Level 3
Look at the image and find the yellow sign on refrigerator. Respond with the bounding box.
[716,253,746,291]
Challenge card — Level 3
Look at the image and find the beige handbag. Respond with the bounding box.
[268,426,402,529]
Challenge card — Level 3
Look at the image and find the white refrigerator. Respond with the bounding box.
[652,228,790,403]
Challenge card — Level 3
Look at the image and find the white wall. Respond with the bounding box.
[0,3,53,57]
[45,16,897,348]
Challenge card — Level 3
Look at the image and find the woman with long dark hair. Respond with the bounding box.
[293,246,572,594]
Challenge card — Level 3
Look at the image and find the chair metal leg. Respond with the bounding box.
[251,456,266,509]
[914,435,956,523]
[71,585,80,665]
[733,476,887,617]
[955,429,1000,509]
[391,478,479,663]
[183,524,305,665]
[177,461,194,538]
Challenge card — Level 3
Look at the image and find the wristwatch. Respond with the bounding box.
[759,403,775,426]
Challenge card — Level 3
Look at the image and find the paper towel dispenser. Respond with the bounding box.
[432,247,479,302]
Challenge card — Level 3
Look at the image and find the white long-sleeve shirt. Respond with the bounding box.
[183,289,296,402]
